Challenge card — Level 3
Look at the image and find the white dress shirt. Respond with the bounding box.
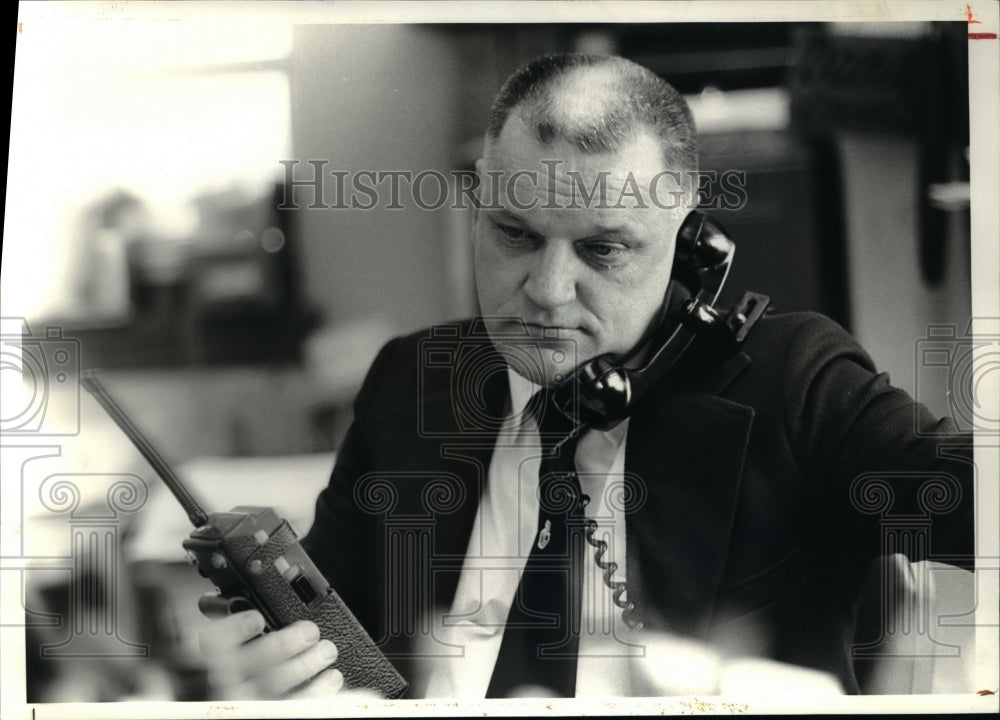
[425,368,643,698]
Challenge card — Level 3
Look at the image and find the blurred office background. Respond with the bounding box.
[4,20,976,701]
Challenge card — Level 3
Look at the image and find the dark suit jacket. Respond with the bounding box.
[302,312,974,695]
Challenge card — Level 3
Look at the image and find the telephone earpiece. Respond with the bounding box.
[673,207,735,287]
[552,210,770,430]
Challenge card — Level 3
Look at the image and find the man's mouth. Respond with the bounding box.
[487,317,587,340]
[520,323,577,340]
[524,321,578,332]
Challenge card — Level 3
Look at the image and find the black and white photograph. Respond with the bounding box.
[2,2,998,717]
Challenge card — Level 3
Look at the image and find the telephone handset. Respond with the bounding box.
[552,210,769,430]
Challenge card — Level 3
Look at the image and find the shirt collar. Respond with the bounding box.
[505,366,541,420]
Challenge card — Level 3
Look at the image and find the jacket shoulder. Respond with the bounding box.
[351,318,481,420]
[746,310,853,346]
[741,310,876,373]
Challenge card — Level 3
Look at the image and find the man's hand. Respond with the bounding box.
[198,610,343,700]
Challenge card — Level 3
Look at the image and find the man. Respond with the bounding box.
[199,53,973,699]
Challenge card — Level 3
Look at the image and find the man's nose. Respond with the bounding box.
[523,242,577,310]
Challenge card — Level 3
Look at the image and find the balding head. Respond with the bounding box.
[485,54,698,179]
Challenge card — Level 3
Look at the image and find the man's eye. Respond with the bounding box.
[497,223,526,240]
[493,222,540,248]
[582,242,626,266]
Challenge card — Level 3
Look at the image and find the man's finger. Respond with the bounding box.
[232,620,326,677]
[199,610,266,656]
[239,639,339,698]
[287,667,346,700]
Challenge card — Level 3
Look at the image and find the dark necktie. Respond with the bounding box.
[486,389,585,698]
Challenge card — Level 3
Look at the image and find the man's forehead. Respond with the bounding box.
[484,116,664,181]
[489,202,642,240]
[480,117,685,212]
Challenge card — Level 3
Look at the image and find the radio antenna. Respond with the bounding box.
[81,370,209,528]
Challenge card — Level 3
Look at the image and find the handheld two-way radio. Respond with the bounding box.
[81,371,408,699]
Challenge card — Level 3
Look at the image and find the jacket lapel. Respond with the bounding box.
[624,350,754,638]
[411,324,510,605]
[417,388,503,560]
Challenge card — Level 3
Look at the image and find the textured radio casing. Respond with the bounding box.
[184,506,408,699]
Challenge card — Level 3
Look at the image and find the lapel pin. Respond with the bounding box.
[537,519,551,549]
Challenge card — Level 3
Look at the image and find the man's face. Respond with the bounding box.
[473,114,688,387]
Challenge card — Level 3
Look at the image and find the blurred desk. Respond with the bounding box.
[128,453,335,562]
